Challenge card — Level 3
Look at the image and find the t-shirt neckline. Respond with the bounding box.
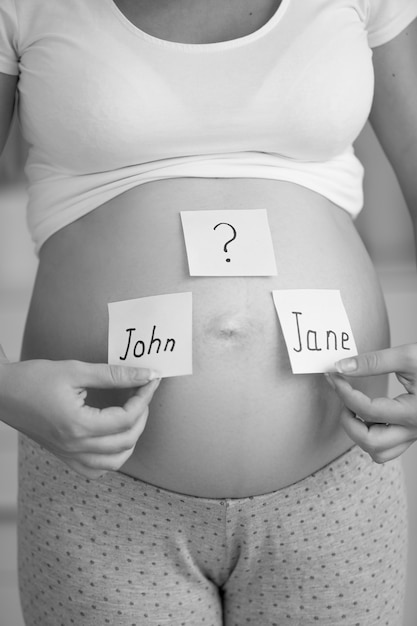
[105,0,291,51]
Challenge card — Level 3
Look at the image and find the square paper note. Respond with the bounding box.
[272,289,358,374]
[180,209,277,276]
[108,292,192,378]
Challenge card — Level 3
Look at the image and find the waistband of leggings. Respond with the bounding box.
[21,435,379,508]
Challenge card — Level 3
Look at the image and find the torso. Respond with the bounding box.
[21,0,389,497]
[22,179,389,497]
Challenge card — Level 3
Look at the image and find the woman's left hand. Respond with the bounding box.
[326,344,417,463]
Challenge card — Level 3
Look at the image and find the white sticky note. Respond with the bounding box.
[272,289,358,374]
[180,209,277,276]
[108,292,192,378]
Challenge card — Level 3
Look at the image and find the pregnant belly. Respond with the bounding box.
[21,178,390,497]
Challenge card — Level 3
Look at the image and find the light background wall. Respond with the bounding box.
[0,122,417,624]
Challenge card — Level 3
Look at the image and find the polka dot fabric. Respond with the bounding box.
[17,435,407,625]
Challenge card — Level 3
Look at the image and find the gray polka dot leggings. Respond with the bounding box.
[17,435,407,626]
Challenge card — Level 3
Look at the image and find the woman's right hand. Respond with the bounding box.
[0,346,160,478]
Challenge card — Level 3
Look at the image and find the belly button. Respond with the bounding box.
[218,327,240,340]
[205,314,252,342]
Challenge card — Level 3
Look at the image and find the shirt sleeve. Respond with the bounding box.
[0,0,19,75]
[366,0,417,47]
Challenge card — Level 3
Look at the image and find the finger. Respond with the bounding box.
[335,343,417,377]
[80,378,161,436]
[340,409,411,456]
[74,447,135,473]
[62,406,150,455]
[80,404,138,436]
[342,415,412,463]
[76,361,160,389]
[123,378,161,415]
[368,442,412,463]
[328,374,414,426]
[57,457,107,479]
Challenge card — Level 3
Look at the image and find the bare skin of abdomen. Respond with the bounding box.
[21,178,389,497]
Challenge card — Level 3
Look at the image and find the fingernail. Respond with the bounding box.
[336,358,357,373]
[148,370,161,380]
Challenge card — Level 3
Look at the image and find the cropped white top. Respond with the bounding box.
[1,0,417,253]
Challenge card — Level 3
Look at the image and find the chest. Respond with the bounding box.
[19,0,375,170]
[112,0,282,44]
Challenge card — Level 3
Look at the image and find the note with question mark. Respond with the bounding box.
[213,222,237,263]
[180,209,277,276]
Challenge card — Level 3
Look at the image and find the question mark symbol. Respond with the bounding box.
[213,222,237,263]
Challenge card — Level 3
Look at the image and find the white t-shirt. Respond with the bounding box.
[1,0,417,253]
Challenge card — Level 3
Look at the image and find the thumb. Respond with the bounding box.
[335,344,416,377]
[0,345,9,364]
[78,362,160,389]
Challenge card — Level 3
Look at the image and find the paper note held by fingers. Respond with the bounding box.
[180,209,277,276]
[108,292,192,378]
[272,289,358,374]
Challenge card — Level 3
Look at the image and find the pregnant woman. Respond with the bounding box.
[1,1,417,624]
